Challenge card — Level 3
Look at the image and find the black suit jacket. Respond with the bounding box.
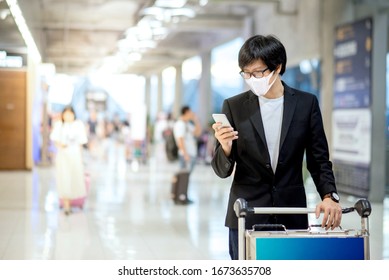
[211,82,337,230]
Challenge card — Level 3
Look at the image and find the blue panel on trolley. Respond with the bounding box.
[256,237,364,260]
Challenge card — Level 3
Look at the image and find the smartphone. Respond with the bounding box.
[212,113,231,127]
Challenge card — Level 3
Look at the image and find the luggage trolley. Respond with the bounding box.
[234,198,372,260]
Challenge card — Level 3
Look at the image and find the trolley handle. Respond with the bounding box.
[234,198,372,218]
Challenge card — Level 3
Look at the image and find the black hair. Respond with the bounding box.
[238,35,287,75]
[181,105,190,116]
[61,105,76,122]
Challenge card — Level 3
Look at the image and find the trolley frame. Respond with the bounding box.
[234,198,372,260]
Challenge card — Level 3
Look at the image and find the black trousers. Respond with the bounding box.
[228,228,239,260]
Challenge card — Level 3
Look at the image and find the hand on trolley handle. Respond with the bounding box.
[315,199,342,230]
[234,198,372,233]
[234,197,372,223]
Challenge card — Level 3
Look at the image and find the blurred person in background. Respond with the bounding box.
[86,109,98,155]
[163,112,178,162]
[121,118,132,162]
[172,106,201,205]
[50,106,88,215]
[111,113,122,142]
[174,106,202,173]
[211,35,342,259]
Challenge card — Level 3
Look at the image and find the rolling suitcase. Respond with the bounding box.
[234,198,372,260]
[171,170,191,204]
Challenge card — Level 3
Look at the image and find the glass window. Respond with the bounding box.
[211,37,244,113]
[182,56,202,112]
[162,66,176,112]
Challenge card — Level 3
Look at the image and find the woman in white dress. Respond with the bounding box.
[50,106,88,215]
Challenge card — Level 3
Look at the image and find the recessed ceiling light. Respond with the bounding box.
[155,0,187,8]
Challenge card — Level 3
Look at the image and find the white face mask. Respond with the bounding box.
[245,71,276,97]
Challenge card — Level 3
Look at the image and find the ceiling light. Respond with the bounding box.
[128,52,142,61]
[155,0,187,8]
[118,38,156,53]
[138,17,162,28]
[199,0,208,6]
[6,0,41,63]
[141,6,196,22]
[0,9,10,20]
[141,6,164,19]
[136,40,157,49]
[170,8,196,18]
[152,27,168,39]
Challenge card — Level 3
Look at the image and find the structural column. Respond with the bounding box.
[173,64,183,119]
[320,0,352,149]
[145,75,151,121]
[157,72,163,114]
[199,51,212,128]
[369,12,387,202]
[243,14,255,39]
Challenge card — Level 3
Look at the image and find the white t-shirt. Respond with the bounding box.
[173,119,197,157]
[259,95,284,173]
[50,120,88,146]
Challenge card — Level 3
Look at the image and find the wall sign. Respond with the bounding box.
[332,18,372,197]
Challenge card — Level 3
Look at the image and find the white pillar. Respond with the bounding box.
[199,51,212,127]
[174,64,183,119]
[157,72,163,114]
[145,75,151,120]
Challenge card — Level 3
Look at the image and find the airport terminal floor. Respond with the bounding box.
[0,139,388,260]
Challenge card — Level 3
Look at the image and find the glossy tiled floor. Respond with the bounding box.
[0,139,388,260]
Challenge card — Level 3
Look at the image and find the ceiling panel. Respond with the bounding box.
[0,0,25,52]
[0,0,268,75]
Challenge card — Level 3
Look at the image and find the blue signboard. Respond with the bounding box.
[256,237,364,260]
[333,18,372,109]
[332,18,372,198]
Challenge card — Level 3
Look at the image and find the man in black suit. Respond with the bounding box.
[211,35,342,260]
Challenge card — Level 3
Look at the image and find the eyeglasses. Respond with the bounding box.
[239,68,269,79]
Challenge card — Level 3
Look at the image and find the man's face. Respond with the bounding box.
[241,59,269,78]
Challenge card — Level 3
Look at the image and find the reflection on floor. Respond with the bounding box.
[0,140,388,260]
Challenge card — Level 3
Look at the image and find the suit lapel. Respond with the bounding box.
[246,92,268,151]
[280,83,297,149]
[244,85,297,165]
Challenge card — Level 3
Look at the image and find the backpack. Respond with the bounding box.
[163,128,178,161]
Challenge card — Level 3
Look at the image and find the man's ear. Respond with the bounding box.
[275,64,282,74]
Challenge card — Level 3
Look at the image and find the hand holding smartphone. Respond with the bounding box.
[212,113,231,128]
[212,113,238,157]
